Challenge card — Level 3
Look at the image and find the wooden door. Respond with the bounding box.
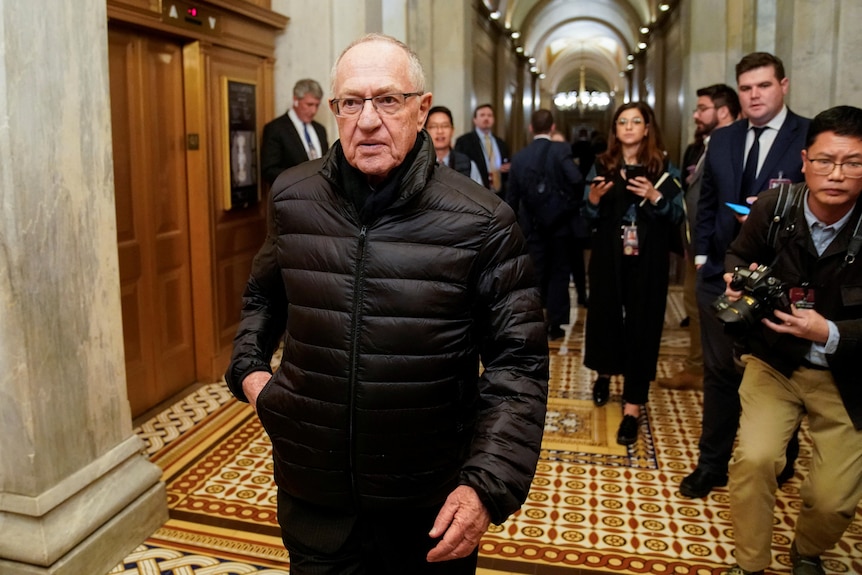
[109,26,196,417]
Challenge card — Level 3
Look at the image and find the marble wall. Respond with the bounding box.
[0,1,167,573]
[678,0,862,158]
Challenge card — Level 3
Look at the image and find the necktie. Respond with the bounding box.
[484,133,501,191]
[304,123,317,160]
[741,126,766,198]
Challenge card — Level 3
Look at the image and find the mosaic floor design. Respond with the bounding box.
[118,286,862,575]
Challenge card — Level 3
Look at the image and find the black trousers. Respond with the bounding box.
[278,490,480,575]
[695,274,743,475]
[569,236,589,303]
[526,232,571,328]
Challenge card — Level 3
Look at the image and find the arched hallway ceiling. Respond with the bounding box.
[487,0,668,95]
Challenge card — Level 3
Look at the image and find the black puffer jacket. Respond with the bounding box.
[226,133,548,523]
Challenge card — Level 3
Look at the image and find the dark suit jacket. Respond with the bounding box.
[694,110,810,280]
[261,113,329,186]
[506,137,583,238]
[454,130,510,190]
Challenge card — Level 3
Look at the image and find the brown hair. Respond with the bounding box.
[597,101,666,177]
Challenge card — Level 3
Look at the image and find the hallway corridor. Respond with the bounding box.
[113,287,862,575]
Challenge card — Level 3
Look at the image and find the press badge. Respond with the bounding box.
[789,286,816,309]
[622,225,639,256]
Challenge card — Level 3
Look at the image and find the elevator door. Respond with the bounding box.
[108,27,196,417]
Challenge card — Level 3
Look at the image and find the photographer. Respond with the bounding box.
[720,106,862,575]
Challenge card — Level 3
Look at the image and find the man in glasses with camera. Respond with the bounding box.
[719,106,862,575]
[225,33,548,575]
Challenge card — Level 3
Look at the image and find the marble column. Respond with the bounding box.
[0,2,167,574]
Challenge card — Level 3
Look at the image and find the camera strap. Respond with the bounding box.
[766,182,806,248]
[770,182,862,269]
[842,208,862,267]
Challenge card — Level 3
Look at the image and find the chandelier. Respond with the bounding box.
[554,66,611,112]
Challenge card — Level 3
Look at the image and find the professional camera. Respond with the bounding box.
[712,264,791,336]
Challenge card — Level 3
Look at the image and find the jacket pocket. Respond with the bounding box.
[841,284,862,307]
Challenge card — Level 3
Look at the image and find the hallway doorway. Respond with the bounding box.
[108,26,196,417]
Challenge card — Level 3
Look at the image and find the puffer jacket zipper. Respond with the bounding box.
[347,224,368,504]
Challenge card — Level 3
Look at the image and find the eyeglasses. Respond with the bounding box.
[806,157,862,178]
[426,123,452,131]
[329,92,423,117]
[695,105,715,113]
[617,117,645,126]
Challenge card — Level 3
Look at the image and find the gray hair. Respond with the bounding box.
[330,33,426,95]
[293,78,323,100]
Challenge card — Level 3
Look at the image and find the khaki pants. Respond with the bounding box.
[728,355,862,571]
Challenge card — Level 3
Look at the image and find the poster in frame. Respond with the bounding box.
[223,78,259,210]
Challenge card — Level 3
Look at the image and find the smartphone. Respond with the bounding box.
[624,164,646,180]
[725,202,751,215]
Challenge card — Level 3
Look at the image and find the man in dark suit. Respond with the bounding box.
[454,104,510,194]
[659,83,740,392]
[681,52,811,499]
[261,78,330,186]
[507,109,583,340]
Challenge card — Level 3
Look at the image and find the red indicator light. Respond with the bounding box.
[187,7,198,17]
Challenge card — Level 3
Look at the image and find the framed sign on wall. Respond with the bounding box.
[224,78,258,209]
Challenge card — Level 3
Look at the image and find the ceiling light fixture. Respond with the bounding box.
[489,11,501,20]
[640,26,650,34]
[511,31,520,39]
[554,66,612,113]
[659,3,670,11]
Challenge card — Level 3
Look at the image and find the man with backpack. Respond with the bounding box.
[507,109,584,340]
[720,105,862,575]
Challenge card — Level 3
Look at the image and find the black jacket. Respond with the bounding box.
[454,130,510,191]
[727,185,862,429]
[506,137,584,238]
[261,113,330,186]
[226,133,549,523]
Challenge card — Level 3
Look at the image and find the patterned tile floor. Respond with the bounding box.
[117,286,862,575]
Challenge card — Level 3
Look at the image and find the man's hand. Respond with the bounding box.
[766,305,831,344]
[426,485,491,563]
[723,262,759,302]
[242,371,271,413]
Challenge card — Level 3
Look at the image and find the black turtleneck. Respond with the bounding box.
[337,134,425,224]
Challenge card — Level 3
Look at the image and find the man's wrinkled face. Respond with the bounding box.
[802,131,862,217]
[737,65,788,127]
[331,41,432,184]
[473,106,495,131]
[294,94,321,124]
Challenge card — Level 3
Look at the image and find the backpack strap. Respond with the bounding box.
[842,207,862,267]
[766,182,806,248]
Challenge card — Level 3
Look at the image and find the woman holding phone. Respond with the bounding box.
[582,101,684,445]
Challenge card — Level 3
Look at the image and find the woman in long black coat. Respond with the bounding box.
[582,102,684,446]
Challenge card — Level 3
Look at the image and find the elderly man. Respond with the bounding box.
[226,34,548,575]
[261,78,330,186]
